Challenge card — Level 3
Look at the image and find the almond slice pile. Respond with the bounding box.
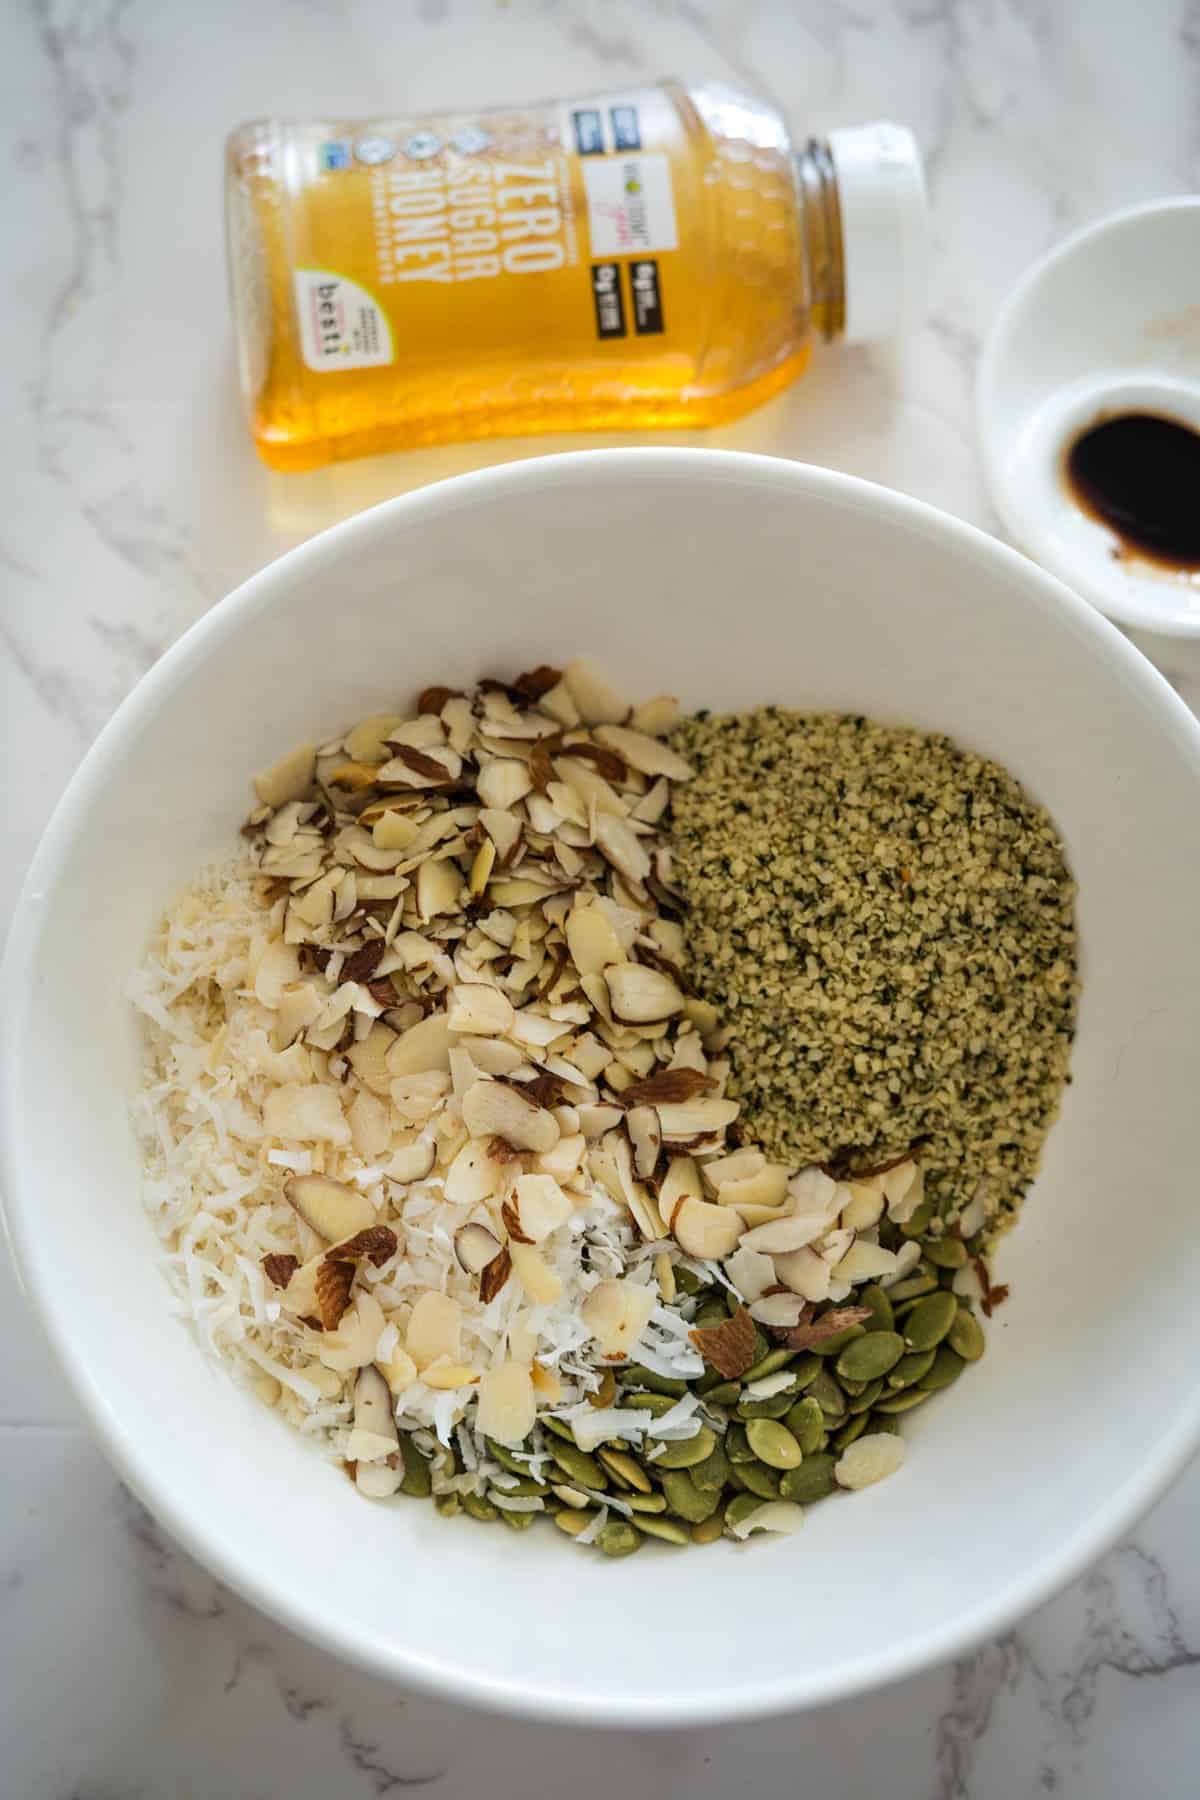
[219,661,929,1487]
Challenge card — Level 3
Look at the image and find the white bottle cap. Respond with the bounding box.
[827,122,928,343]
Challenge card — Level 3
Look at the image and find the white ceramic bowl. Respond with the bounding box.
[977,197,1200,663]
[5,451,1200,1727]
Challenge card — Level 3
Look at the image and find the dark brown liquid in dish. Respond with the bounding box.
[1065,412,1200,571]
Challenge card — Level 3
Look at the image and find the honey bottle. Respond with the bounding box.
[226,82,926,470]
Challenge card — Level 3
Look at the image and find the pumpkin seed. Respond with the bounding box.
[549,1440,606,1489]
[860,1283,894,1332]
[589,1369,617,1408]
[463,1490,500,1523]
[788,1354,822,1390]
[903,1289,958,1352]
[839,1375,868,1398]
[846,1377,885,1414]
[745,1419,803,1469]
[695,1367,729,1394]
[691,1442,733,1493]
[652,1427,717,1469]
[899,1197,934,1238]
[554,1508,592,1538]
[726,1423,755,1463]
[886,1271,938,1304]
[836,1330,904,1383]
[873,1386,932,1415]
[723,1493,766,1534]
[398,1434,433,1497]
[807,1368,848,1422]
[673,1266,704,1296]
[869,1413,901,1435]
[832,1412,870,1449]
[741,1347,796,1383]
[924,1236,967,1269]
[691,1512,726,1545]
[596,1520,642,1557]
[632,1514,689,1545]
[434,1492,461,1518]
[780,1453,837,1501]
[701,1381,742,1407]
[621,1392,677,1417]
[487,1439,533,1475]
[541,1416,576,1442]
[735,1392,795,1420]
[597,1447,651,1492]
[785,1396,828,1454]
[813,1323,868,1359]
[623,1363,688,1398]
[732,1459,782,1501]
[498,1506,538,1531]
[918,1345,966,1390]
[625,1490,669,1514]
[497,1475,549,1498]
[948,1304,986,1361]
[887,1348,935,1390]
[693,1301,728,1327]
[661,1469,721,1522]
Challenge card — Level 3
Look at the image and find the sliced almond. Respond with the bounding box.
[594,723,693,782]
[835,1433,906,1491]
[562,658,629,726]
[379,1340,418,1398]
[319,1290,385,1370]
[580,1278,655,1357]
[512,1173,571,1242]
[406,1292,462,1371]
[578,1102,624,1140]
[564,901,626,977]
[346,1022,399,1097]
[477,758,533,810]
[740,1211,828,1254]
[444,1139,503,1207]
[536,1131,586,1182]
[833,1240,899,1283]
[422,1360,481,1390]
[255,742,316,808]
[657,1097,740,1141]
[254,938,302,1009]
[748,1291,810,1328]
[385,1011,452,1077]
[841,1182,887,1230]
[467,1036,527,1077]
[593,813,651,885]
[386,1136,436,1183]
[724,1245,778,1302]
[604,963,683,1024]
[462,1079,560,1153]
[772,1245,833,1303]
[372,809,421,852]
[537,679,579,728]
[416,857,463,922]
[475,1361,536,1447]
[479,809,523,863]
[265,1084,351,1146]
[447,982,515,1036]
[702,1148,765,1192]
[347,1088,391,1161]
[658,1154,703,1220]
[508,1240,563,1306]
[629,695,680,738]
[284,1173,375,1243]
[716,1163,790,1213]
[671,1196,743,1261]
[625,1105,662,1181]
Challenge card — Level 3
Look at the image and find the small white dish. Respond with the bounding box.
[978,197,1200,658]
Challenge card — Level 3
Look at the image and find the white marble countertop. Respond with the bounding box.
[3,1,1199,1794]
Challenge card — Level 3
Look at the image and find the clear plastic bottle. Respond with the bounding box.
[225,82,926,470]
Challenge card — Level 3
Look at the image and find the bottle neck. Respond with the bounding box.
[794,139,846,343]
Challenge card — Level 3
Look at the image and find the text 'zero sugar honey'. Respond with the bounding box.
[225,83,926,470]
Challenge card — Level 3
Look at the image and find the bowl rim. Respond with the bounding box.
[5,446,1200,1727]
[976,194,1200,640]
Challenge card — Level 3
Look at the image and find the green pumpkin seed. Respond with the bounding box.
[695,1367,729,1395]
[788,1353,822,1390]
[434,1492,461,1518]
[745,1419,803,1470]
[860,1283,895,1332]
[869,1413,901,1435]
[741,1347,797,1383]
[625,1490,669,1514]
[836,1329,905,1383]
[673,1266,704,1296]
[903,1289,958,1352]
[693,1301,729,1327]
[919,1345,965,1391]
[497,1475,549,1498]
[807,1368,848,1422]
[621,1392,677,1417]
[813,1324,868,1358]
[899,1197,934,1238]
[873,1386,932,1414]
[700,1381,742,1407]
[937,1266,959,1289]
[486,1439,533,1476]
[846,1377,885,1414]
[833,1412,870,1449]
[785,1396,828,1454]
[541,1416,576,1442]
[948,1305,986,1362]
[661,1469,721,1522]
[553,1507,592,1538]
[887,1272,938,1304]
[725,1423,755,1463]
[652,1427,717,1470]
[462,1490,499,1523]
[839,1375,868,1398]
[691,1513,726,1545]
[691,1442,733,1493]
[398,1434,432,1497]
[780,1453,837,1502]
[887,1348,936,1390]
[499,1506,538,1531]
[596,1521,642,1557]
[924,1236,967,1269]
[632,1514,690,1545]
[734,1460,782,1501]
[623,1363,688,1397]
[723,1493,766,1534]
[597,1447,651,1492]
[735,1392,795,1420]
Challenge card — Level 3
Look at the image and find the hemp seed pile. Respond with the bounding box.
[667,708,1079,1242]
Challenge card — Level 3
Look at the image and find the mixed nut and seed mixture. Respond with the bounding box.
[131,660,1077,1553]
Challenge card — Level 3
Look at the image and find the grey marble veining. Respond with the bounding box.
[3,1,1199,1794]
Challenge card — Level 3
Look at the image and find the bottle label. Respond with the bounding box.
[287,87,686,372]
